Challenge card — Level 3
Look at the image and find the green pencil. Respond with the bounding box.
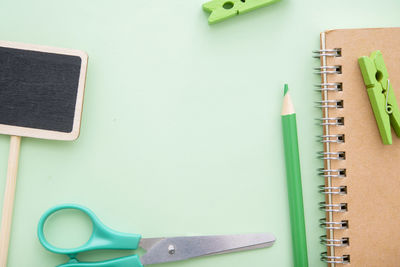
[281,84,308,267]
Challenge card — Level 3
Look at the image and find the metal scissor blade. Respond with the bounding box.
[140,233,275,265]
[139,237,165,251]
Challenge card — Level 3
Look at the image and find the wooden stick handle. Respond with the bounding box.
[0,136,21,267]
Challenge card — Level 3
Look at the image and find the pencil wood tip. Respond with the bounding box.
[282,91,295,115]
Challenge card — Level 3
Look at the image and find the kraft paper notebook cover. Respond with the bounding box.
[315,28,400,266]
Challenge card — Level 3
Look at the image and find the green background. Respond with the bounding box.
[0,0,399,266]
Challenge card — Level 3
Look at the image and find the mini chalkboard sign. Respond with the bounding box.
[0,41,88,265]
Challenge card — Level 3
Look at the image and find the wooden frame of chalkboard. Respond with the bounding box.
[0,41,88,266]
[0,41,88,141]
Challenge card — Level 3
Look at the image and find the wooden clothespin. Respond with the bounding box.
[202,0,281,24]
[359,50,400,145]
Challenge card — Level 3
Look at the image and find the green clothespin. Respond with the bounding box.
[358,50,400,145]
[202,0,281,24]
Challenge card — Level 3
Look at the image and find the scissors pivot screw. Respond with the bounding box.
[168,244,176,255]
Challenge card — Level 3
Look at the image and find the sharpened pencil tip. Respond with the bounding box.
[281,88,295,115]
[284,84,289,96]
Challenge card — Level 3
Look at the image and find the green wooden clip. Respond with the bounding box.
[358,50,400,145]
[202,0,281,25]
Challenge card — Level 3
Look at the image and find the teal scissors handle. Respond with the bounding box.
[38,204,143,267]
[57,255,142,267]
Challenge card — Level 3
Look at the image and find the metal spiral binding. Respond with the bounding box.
[319,202,347,212]
[314,83,343,91]
[314,47,349,264]
[313,48,342,58]
[318,135,345,144]
[318,151,346,160]
[315,100,344,108]
[318,168,346,178]
[318,185,347,195]
[316,117,344,126]
[321,252,350,264]
[320,236,350,247]
[319,218,348,230]
[314,66,342,74]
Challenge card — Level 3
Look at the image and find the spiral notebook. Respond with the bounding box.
[315,28,400,266]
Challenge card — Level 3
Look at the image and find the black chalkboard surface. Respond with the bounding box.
[0,47,81,133]
[0,41,88,140]
[0,41,88,264]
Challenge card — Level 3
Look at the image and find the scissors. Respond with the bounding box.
[38,204,276,267]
